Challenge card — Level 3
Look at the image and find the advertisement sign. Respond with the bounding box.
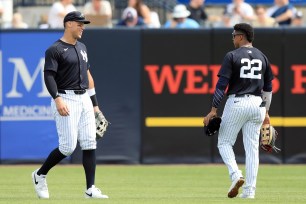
[142,29,214,163]
[0,29,305,164]
[282,29,306,163]
[0,31,61,161]
[142,29,306,164]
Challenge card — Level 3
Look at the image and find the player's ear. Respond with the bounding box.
[241,34,245,41]
[238,34,243,41]
[66,21,73,28]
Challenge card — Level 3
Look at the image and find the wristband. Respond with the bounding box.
[88,88,96,97]
[262,91,272,111]
[90,95,99,107]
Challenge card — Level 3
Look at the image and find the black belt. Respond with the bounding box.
[58,89,86,95]
[235,94,260,98]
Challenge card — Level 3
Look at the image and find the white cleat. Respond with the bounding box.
[85,185,109,199]
[31,169,49,199]
[239,193,255,199]
[228,177,245,198]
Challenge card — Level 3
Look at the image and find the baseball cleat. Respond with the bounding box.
[85,185,109,199]
[228,177,245,198]
[239,193,255,199]
[31,169,49,199]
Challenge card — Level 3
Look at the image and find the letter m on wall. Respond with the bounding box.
[6,58,49,98]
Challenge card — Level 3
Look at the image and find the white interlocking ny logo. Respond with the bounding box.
[80,50,88,62]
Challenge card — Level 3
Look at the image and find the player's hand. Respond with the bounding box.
[93,106,101,113]
[55,97,70,116]
[204,108,217,126]
[263,112,270,125]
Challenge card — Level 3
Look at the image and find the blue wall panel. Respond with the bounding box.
[0,31,62,161]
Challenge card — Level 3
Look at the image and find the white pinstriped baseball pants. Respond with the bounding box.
[217,94,265,195]
[51,90,96,156]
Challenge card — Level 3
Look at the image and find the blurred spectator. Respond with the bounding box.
[164,4,199,28]
[186,0,208,25]
[291,10,304,27]
[83,0,112,28]
[0,0,13,28]
[252,5,276,27]
[4,12,28,29]
[186,0,221,27]
[0,2,3,27]
[149,11,161,28]
[223,0,255,27]
[266,0,295,26]
[38,14,50,29]
[48,0,76,28]
[117,7,146,27]
[128,0,152,25]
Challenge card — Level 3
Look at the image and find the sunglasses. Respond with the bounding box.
[232,32,244,39]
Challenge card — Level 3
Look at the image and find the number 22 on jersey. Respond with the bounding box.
[240,58,262,79]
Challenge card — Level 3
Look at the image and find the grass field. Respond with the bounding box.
[0,164,305,204]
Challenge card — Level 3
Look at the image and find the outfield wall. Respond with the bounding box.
[0,28,305,164]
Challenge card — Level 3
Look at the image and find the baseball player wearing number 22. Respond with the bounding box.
[204,23,274,199]
[31,11,108,199]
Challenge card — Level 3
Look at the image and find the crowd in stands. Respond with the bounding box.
[0,0,305,29]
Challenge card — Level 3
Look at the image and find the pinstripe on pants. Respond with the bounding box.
[51,90,96,156]
[217,95,265,194]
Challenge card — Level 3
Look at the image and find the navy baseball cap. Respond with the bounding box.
[63,11,90,24]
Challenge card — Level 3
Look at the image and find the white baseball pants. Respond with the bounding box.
[217,94,265,194]
[51,90,96,156]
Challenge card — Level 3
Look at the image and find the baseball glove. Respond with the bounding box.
[204,116,222,136]
[95,111,109,139]
[260,124,281,153]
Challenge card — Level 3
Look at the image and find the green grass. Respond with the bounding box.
[0,164,305,204]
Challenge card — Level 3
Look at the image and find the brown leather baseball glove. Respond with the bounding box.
[260,124,281,153]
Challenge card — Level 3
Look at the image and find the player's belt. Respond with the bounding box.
[58,89,86,95]
[234,94,260,97]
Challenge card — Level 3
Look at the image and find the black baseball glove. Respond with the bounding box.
[204,116,222,136]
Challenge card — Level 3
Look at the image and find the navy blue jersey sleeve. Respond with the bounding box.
[44,48,59,73]
[44,70,58,99]
[212,76,229,108]
[263,57,274,91]
[218,52,233,79]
